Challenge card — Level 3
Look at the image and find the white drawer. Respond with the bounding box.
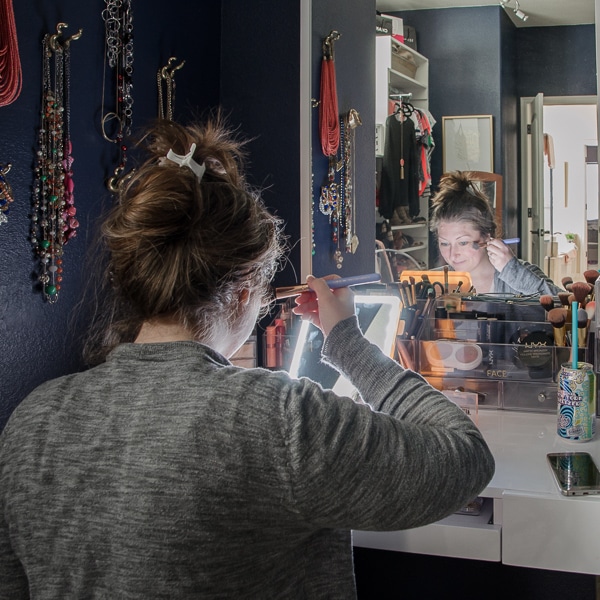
[353,497,501,562]
[503,490,600,574]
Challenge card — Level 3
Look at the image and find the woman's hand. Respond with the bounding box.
[292,275,355,337]
[486,238,514,272]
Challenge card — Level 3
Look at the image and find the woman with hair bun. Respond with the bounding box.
[0,120,493,598]
[430,170,561,295]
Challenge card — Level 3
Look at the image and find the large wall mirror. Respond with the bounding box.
[374,1,597,275]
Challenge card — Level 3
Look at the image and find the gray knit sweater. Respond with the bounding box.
[442,257,562,296]
[0,317,494,599]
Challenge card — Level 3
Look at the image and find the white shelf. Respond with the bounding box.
[375,35,430,270]
[399,244,427,254]
[375,36,429,126]
[388,67,427,96]
[390,223,427,231]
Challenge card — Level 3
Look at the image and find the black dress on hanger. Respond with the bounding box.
[379,108,419,221]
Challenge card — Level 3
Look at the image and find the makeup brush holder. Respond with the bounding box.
[396,296,591,413]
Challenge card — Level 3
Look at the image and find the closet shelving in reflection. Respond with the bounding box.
[375,35,430,271]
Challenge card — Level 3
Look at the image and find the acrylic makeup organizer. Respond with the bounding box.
[397,295,591,414]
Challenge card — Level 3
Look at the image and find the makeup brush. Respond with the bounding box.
[561,276,573,290]
[577,307,589,349]
[474,238,520,248]
[539,294,555,316]
[571,281,592,308]
[583,273,598,302]
[548,307,568,346]
[558,292,571,308]
[443,265,449,294]
[583,270,600,287]
[585,299,596,324]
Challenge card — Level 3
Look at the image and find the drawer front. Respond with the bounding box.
[503,490,600,574]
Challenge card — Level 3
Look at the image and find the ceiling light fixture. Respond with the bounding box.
[499,0,529,22]
[513,0,529,21]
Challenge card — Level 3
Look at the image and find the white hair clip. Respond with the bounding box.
[163,142,206,181]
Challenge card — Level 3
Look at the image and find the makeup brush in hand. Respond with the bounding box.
[548,307,568,346]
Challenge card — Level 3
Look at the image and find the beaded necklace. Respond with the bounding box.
[0,163,13,225]
[344,108,361,254]
[101,0,134,193]
[31,24,82,303]
[317,31,343,266]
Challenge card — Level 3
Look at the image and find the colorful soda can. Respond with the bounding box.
[557,362,596,442]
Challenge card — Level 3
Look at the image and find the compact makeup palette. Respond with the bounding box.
[424,340,483,371]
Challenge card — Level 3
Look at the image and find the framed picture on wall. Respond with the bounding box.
[442,115,494,173]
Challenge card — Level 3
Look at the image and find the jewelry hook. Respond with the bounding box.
[101,112,122,143]
[169,59,185,77]
[49,22,68,52]
[64,28,83,47]
[162,57,185,80]
[323,30,341,60]
[107,166,124,194]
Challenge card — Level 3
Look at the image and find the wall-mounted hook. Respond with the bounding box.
[64,28,84,47]
[48,22,83,51]
[322,30,341,60]
[49,23,68,52]
[161,57,185,80]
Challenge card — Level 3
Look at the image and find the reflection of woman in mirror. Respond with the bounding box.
[430,171,562,295]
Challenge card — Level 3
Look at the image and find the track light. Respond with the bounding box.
[499,0,529,22]
[513,1,529,21]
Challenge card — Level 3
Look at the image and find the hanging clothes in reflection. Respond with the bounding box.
[379,100,436,224]
[379,103,419,223]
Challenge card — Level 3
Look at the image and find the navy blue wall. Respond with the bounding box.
[0,1,220,430]
[392,8,505,207]
[516,25,596,97]
[309,0,376,278]
[221,0,377,285]
[220,1,303,288]
[1,0,379,429]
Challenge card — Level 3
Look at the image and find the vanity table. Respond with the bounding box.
[353,409,600,575]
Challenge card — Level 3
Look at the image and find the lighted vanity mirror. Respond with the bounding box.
[288,295,401,398]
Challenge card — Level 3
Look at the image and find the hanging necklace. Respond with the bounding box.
[333,117,344,269]
[101,0,134,193]
[344,109,361,254]
[31,24,82,303]
[318,30,341,157]
[318,30,344,265]
[0,0,22,107]
[0,163,13,225]
[157,57,185,121]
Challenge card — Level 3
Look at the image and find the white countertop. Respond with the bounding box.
[476,410,600,498]
[355,409,600,571]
